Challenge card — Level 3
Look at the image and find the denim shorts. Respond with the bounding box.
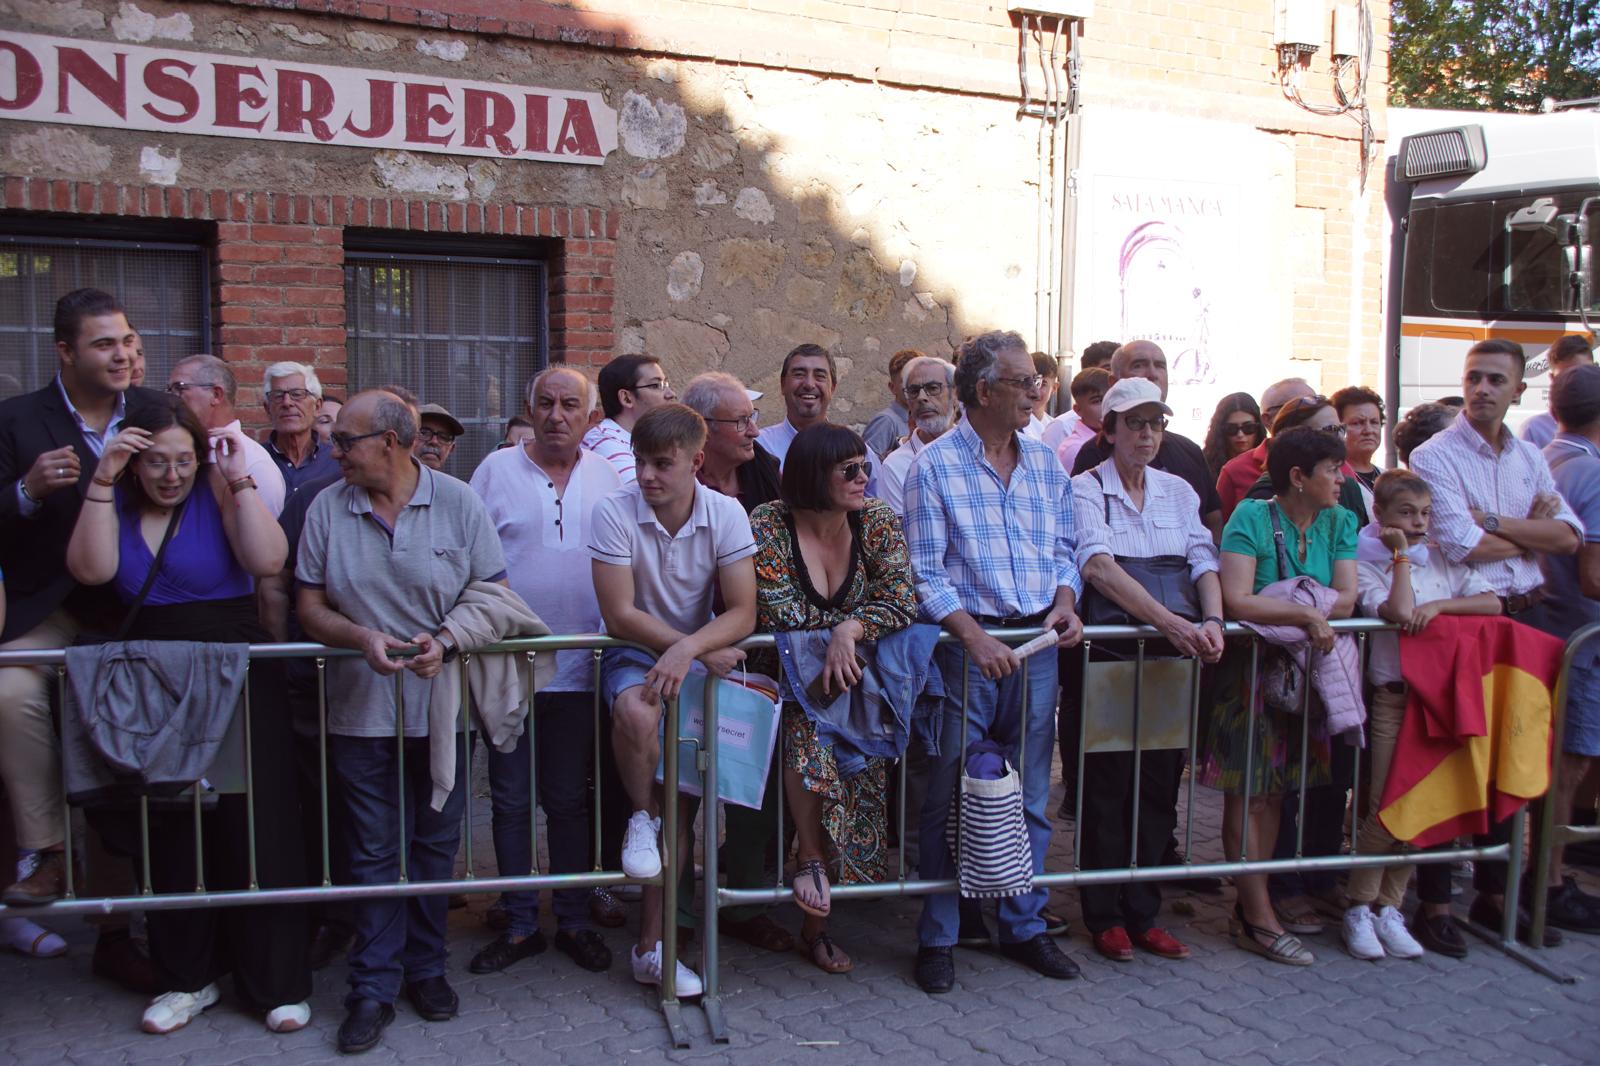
[599,645,659,708]
[1564,662,1600,757]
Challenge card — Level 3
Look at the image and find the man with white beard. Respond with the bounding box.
[878,355,956,516]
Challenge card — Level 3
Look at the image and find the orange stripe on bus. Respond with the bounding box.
[1398,322,1582,344]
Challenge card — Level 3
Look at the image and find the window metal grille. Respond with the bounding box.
[344,250,548,478]
[0,236,209,401]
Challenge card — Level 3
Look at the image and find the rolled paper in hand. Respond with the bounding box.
[1010,630,1060,659]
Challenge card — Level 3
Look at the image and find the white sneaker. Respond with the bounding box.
[1373,905,1425,959]
[630,940,703,997]
[265,1000,311,1032]
[1341,905,1385,961]
[621,810,663,879]
[141,983,220,1033]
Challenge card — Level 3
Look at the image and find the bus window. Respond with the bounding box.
[1427,200,1494,313]
[1504,216,1566,312]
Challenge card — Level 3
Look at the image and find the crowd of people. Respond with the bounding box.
[0,286,1597,1053]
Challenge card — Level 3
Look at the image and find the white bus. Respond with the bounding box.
[1385,106,1598,438]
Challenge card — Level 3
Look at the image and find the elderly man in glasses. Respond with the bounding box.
[879,355,957,516]
[167,354,286,516]
[262,361,340,499]
[412,404,464,473]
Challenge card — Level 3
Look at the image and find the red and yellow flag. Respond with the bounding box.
[1378,615,1563,847]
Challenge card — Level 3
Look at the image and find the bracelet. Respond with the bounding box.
[18,481,36,503]
[1392,552,1410,564]
[1202,615,1225,629]
[85,493,114,504]
[228,476,256,495]
[92,475,116,487]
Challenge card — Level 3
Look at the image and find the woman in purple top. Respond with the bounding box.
[66,397,310,1036]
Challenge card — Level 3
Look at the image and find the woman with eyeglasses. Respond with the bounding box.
[1202,393,1265,480]
[1065,378,1224,963]
[65,396,310,1034]
[747,423,916,974]
[1244,396,1369,528]
[1330,385,1385,514]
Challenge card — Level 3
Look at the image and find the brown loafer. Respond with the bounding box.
[3,849,68,906]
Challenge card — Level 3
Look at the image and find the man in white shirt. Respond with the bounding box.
[469,367,621,978]
[879,355,956,516]
[589,403,757,996]
[1024,351,1060,440]
[1408,337,1582,943]
[1520,335,1595,449]
[758,343,880,493]
[167,355,287,517]
[583,355,676,486]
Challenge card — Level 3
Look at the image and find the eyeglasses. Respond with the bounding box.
[994,374,1045,392]
[330,429,387,452]
[705,411,759,432]
[628,379,671,394]
[838,460,873,482]
[266,388,315,405]
[416,427,457,444]
[904,381,947,400]
[1122,415,1168,432]
[141,457,197,476]
[166,381,216,395]
[1319,424,1348,436]
[1224,420,1261,436]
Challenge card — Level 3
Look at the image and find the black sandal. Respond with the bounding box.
[799,928,853,974]
[791,858,830,917]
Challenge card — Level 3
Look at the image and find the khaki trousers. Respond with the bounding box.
[0,609,78,850]
[1347,688,1413,908]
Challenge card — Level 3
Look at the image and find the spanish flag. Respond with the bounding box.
[1377,615,1563,847]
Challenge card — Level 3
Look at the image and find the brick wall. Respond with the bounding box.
[1,176,615,413]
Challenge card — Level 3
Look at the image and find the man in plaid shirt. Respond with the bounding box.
[904,329,1085,993]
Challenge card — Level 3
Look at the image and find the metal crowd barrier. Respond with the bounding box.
[698,618,1555,1043]
[1528,621,1600,975]
[0,620,1585,1048]
[0,635,702,1046]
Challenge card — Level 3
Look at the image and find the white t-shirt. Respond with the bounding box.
[582,418,635,486]
[878,431,934,516]
[587,481,757,638]
[470,445,620,691]
[1357,545,1493,685]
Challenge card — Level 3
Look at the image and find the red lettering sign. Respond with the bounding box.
[57,46,126,119]
[404,82,452,146]
[277,68,335,142]
[214,63,268,131]
[143,58,198,123]
[0,40,43,110]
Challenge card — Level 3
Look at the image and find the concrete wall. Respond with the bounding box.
[0,0,1388,430]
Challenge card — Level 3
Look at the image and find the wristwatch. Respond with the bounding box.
[437,632,460,663]
[1483,513,1501,534]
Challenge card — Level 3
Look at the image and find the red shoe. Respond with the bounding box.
[1131,926,1191,959]
[1092,926,1134,961]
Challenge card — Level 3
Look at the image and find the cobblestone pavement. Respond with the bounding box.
[2,755,1596,1066]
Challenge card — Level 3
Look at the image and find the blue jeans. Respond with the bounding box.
[486,692,594,936]
[917,643,1058,947]
[332,734,466,1005]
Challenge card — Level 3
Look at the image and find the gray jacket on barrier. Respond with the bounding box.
[61,640,249,803]
[776,622,945,777]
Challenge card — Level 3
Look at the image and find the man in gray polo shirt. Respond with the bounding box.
[297,389,508,1055]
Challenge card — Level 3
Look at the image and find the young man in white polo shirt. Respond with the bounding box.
[588,403,757,995]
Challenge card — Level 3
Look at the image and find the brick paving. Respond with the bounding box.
[1,753,1596,1066]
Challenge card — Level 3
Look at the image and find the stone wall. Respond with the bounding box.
[0,0,1389,427]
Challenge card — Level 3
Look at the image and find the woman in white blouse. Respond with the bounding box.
[1064,377,1224,964]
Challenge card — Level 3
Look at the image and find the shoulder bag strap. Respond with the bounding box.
[112,497,187,641]
[1089,468,1110,523]
[1267,501,1294,582]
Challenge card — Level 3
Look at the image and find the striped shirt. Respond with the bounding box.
[1070,459,1219,580]
[581,418,635,486]
[904,418,1082,622]
[1408,411,1583,596]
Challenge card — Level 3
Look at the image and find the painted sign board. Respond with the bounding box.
[0,31,618,165]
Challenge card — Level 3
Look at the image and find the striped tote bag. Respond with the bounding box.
[946,759,1033,898]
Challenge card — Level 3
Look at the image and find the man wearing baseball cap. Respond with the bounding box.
[413,404,465,472]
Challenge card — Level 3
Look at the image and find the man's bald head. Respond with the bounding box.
[1261,378,1316,431]
[1110,340,1169,401]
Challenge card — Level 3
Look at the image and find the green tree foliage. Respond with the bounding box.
[1390,0,1600,110]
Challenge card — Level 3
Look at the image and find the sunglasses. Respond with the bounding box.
[1225,421,1262,436]
[838,460,873,482]
[1122,415,1168,432]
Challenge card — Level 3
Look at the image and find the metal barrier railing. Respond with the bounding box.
[0,618,1584,1046]
[0,634,701,1046]
[1528,621,1600,974]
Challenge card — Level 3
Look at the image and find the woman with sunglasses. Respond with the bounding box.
[1244,396,1370,528]
[747,424,916,974]
[65,397,309,1034]
[1203,393,1265,480]
[1066,378,1224,963]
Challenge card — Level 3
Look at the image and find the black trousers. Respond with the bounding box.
[1078,747,1183,933]
[293,727,353,932]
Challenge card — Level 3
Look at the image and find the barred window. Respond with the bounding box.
[0,235,209,401]
[344,246,549,478]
